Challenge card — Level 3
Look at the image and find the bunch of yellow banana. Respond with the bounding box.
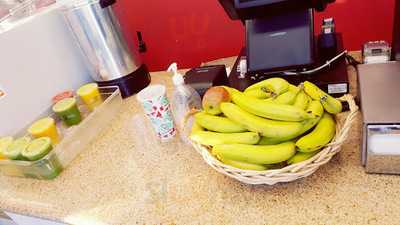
[190,78,342,171]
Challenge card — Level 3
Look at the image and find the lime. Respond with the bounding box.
[52,97,76,113]
[23,137,52,161]
[3,137,31,160]
[52,97,81,126]
[77,83,98,96]
[28,117,55,136]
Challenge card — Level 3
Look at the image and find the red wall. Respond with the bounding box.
[114,0,395,72]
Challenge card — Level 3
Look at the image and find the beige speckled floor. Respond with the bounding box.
[2,53,400,225]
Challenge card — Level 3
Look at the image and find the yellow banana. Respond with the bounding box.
[303,81,342,114]
[191,119,205,133]
[220,102,306,139]
[273,88,299,105]
[219,157,268,171]
[293,91,310,110]
[190,131,260,146]
[288,100,324,135]
[258,136,284,145]
[256,100,324,144]
[303,81,323,99]
[320,95,343,114]
[288,84,301,93]
[306,94,312,103]
[230,89,313,121]
[296,113,336,152]
[195,112,246,133]
[245,77,289,95]
[244,88,272,99]
[212,142,296,164]
[287,151,319,165]
[262,84,299,104]
[305,100,324,118]
[221,85,236,94]
[224,85,273,100]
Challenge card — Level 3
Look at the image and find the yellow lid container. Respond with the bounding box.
[28,117,60,144]
[0,136,13,160]
[77,83,102,111]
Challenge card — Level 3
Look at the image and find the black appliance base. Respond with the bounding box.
[97,64,151,98]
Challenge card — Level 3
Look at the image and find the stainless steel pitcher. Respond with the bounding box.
[63,0,150,98]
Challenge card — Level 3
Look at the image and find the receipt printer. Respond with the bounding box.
[184,65,229,97]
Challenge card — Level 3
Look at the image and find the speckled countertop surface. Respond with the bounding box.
[2,53,400,225]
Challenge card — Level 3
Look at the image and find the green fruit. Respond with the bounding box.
[3,137,31,160]
[22,137,53,161]
[194,112,246,133]
[53,97,82,126]
[190,131,260,146]
[296,113,336,152]
[287,151,319,164]
[219,157,268,171]
[220,102,306,139]
[230,89,314,121]
[212,142,296,164]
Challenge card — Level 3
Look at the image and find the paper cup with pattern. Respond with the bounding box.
[137,85,176,141]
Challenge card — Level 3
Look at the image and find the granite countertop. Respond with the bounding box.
[2,53,400,225]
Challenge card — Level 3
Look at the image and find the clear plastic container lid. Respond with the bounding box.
[0,0,35,23]
[0,0,20,16]
[61,0,100,9]
[0,0,56,28]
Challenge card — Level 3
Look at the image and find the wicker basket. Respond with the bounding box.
[189,94,359,185]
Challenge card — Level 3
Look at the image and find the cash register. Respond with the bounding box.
[218,0,349,96]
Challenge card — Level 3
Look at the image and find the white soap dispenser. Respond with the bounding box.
[168,63,202,144]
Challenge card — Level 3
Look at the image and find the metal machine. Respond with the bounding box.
[359,62,400,174]
[218,0,349,96]
[359,0,400,174]
[63,0,151,98]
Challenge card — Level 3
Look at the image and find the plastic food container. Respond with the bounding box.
[0,86,122,179]
[364,125,400,174]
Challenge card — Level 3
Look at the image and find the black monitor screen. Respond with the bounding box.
[234,0,309,9]
[392,0,400,60]
[235,0,285,8]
